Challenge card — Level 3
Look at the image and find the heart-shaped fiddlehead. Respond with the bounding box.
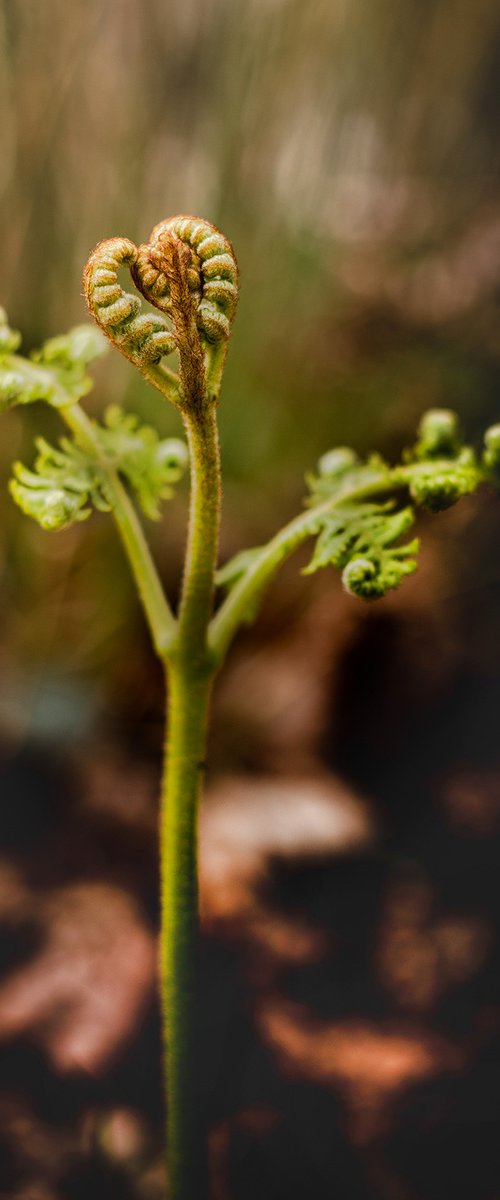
[84,218,239,409]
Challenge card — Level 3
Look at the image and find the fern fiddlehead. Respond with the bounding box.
[133,215,239,344]
[83,237,177,386]
[84,217,239,409]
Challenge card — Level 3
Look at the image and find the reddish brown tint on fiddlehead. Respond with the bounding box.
[132,215,239,344]
[83,218,239,408]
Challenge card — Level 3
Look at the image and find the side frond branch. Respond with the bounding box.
[9,406,188,531]
[0,309,108,410]
[209,408,499,664]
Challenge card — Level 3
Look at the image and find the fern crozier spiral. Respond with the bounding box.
[133,215,239,344]
[84,237,176,367]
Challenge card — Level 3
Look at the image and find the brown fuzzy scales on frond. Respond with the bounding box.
[133,215,239,344]
[147,232,206,410]
[83,218,239,408]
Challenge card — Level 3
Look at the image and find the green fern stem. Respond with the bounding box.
[160,662,211,1200]
[85,219,228,1196]
[63,395,218,1196]
[177,404,221,659]
[61,402,176,657]
[161,402,221,1200]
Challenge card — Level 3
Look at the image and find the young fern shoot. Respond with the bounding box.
[1,217,500,1200]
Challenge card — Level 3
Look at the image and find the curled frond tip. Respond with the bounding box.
[83,217,239,393]
[133,215,239,345]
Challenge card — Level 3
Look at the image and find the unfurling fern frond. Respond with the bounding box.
[0,313,108,411]
[402,408,479,512]
[303,500,419,598]
[302,407,483,599]
[10,438,109,531]
[212,407,491,623]
[83,238,176,370]
[9,408,189,531]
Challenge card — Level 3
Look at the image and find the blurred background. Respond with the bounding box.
[2,0,500,1196]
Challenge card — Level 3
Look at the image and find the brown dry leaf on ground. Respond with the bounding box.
[200,772,374,927]
[0,878,155,1071]
[377,873,490,1011]
[258,1001,461,1140]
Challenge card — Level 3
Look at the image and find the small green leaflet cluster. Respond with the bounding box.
[305,443,420,599]
[403,408,482,514]
[10,406,188,532]
[0,309,108,409]
[304,409,486,599]
[303,495,419,599]
[0,310,188,530]
[11,437,112,531]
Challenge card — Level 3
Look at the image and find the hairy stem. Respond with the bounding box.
[161,663,212,1200]
[61,403,176,657]
[67,388,221,1196]
[161,400,221,1198]
[177,404,221,659]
